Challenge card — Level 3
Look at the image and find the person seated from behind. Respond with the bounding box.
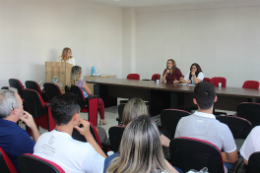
[240,126,260,165]
[122,98,170,148]
[174,82,238,170]
[34,93,106,173]
[104,115,180,173]
[68,65,107,125]
[180,63,204,85]
[0,88,40,172]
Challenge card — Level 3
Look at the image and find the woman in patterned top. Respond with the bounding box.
[68,66,107,125]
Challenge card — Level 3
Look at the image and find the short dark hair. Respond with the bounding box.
[194,81,216,110]
[50,93,80,125]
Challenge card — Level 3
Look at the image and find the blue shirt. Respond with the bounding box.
[0,119,35,172]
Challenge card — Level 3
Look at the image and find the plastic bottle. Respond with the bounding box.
[91,66,95,76]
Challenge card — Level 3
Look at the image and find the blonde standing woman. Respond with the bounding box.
[68,66,107,125]
[103,115,180,173]
[57,47,75,66]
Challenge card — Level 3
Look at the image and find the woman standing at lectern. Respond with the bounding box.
[162,59,184,84]
[57,47,75,66]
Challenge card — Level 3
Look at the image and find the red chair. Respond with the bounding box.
[203,77,211,82]
[0,147,17,173]
[43,83,62,103]
[23,89,55,131]
[161,109,191,139]
[9,79,25,100]
[242,80,259,90]
[108,126,125,152]
[151,74,161,81]
[237,102,260,128]
[18,154,65,173]
[72,120,102,148]
[170,137,225,173]
[66,85,100,126]
[25,81,46,102]
[127,74,140,80]
[210,77,226,87]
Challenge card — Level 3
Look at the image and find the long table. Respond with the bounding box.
[86,78,260,116]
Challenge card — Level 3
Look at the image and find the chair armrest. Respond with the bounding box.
[228,156,247,173]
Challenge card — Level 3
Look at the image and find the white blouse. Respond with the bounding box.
[184,72,204,84]
[57,56,75,66]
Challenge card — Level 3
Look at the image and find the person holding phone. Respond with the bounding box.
[162,59,184,84]
[181,63,204,85]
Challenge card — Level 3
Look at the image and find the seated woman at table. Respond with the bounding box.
[180,63,204,85]
[122,98,171,148]
[162,59,184,84]
[104,115,180,173]
[68,66,107,125]
[57,47,75,66]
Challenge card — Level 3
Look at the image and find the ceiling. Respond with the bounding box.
[89,0,229,7]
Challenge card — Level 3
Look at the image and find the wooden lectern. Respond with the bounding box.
[45,62,73,93]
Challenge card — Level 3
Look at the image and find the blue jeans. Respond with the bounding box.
[224,162,234,169]
[174,166,184,173]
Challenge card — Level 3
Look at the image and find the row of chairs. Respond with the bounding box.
[106,106,259,173]
[0,119,102,173]
[7,79,101,127]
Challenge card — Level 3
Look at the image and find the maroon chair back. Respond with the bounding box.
[108,126,125,152]
[0,147,17,173]
[203,77,211,82]
[25,81,43,95]
[127,74,140,80]
[237,102,260,127]
[43,83,62,103]
[72,120,102,147]
[18,154,65,173]
[23,89,55,131]
[170,137,225,173]
[161,109,191,139]
[151,74,161,81]
[216,115,252,139]
[242,80,259,90]
[210,77,226,87]
[70,85,99,126]
[9,79,25,99]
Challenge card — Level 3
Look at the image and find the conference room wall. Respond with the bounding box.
[0,0,122,88]
[133,1,260,88]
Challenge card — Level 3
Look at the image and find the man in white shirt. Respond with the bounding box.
[174,82,238,170]
[240,126,260,165]
[34,93,106,173]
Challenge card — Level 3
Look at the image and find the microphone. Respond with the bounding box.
[167,67,171,76]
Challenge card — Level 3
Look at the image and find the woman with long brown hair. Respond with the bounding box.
[104,115,180,173]
[182,63,204,85]
[161,59,183,84]
[57,47,75,66]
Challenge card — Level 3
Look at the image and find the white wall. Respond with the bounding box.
[0,0,122,88]
[123,1,260,87]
